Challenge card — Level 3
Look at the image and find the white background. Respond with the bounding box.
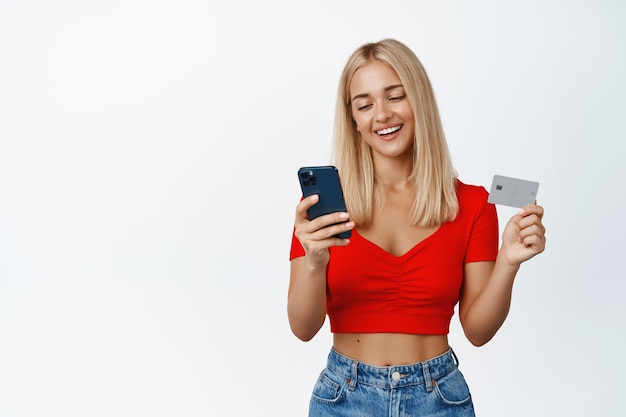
[1,1,624,416]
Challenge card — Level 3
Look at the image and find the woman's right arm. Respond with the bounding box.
[287,194,354,341]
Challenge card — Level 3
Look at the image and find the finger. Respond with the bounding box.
[297,223,353,257]
[519,203,544,219]
[518,223,546,242]
[309,221,354,241]
[520,233,546,254]
[295,194,320,220]
[509,205,544,231]
[308,211,351,232]
[517,213,545,232]
[294,211,353,250]
[301,236,348,256]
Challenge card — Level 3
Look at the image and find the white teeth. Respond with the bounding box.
[377,125,401,135]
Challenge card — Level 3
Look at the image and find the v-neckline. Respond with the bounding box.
[352,226,443,259]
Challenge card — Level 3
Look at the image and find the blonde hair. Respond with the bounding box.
[332,38,459,227]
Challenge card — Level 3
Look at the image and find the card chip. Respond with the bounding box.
[496,185,503,190]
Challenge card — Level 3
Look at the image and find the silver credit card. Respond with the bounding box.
[488,175,539,208]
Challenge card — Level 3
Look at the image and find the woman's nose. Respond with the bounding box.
[375,101,393,122]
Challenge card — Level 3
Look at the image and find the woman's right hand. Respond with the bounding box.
[294,194,355,268]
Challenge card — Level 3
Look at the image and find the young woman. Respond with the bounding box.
[288,38,546,417]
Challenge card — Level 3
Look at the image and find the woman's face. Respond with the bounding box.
[349,59,415,162]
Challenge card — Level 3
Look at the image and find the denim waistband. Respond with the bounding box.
[326,347,459,390]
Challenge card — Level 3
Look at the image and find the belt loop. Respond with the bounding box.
[423,361,434,392]
[348,361,358,391]
[450,347,459,367]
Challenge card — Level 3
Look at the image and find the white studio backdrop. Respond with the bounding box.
[0,1,624,416]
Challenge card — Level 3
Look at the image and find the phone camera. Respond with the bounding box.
[299,170,316,186]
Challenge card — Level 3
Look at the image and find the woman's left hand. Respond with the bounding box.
[500,204,546,266]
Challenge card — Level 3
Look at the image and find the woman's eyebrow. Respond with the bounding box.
[351,84,404,102]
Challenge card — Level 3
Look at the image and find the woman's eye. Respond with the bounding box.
[389,95,405,101]
[357,104,372,111]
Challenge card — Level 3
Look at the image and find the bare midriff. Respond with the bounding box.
[333,333,450,366]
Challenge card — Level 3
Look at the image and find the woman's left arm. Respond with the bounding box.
[459,204,546,346]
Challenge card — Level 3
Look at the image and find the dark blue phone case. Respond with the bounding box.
[297,165,351,239]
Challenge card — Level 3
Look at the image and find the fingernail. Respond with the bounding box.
[339,212,349,219]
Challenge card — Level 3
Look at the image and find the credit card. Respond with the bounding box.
[488,175,539,208]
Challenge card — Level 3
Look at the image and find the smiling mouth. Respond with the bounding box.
[376,125,402,136]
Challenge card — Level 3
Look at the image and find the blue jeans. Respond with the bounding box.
[309,347,475,417]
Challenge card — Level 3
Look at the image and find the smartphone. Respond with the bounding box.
[487,174,540,208]
[297,165,351,239]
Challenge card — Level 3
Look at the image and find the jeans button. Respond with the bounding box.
[391,371,401,382]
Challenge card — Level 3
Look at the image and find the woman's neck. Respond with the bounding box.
[373,157,413,192]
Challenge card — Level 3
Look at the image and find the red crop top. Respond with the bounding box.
[289,181,499,335]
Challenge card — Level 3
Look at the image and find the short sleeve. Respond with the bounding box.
[289,227,305,260]
[289,196,306,261]
[465,189,499,263]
